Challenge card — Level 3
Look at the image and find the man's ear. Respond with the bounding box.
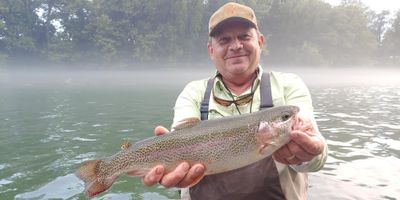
[258,34,265,49]
[208,42,214,58]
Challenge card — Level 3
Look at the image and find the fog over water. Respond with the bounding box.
[1,66,399,88]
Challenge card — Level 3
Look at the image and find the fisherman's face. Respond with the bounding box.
[208,21,264,80]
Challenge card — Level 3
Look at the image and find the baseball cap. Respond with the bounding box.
[208,2,258,36]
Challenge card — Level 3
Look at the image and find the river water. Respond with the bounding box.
[0,68,399,200]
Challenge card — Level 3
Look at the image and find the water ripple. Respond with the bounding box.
[0,173,25,186]
[72,137,97,142]
[92,124,106,127]
[330,113,368,119]
[0,163,10,170]
[377,123,400,130]
[38,114,62,119]
[14,174,82,200]
[118,129,135,133]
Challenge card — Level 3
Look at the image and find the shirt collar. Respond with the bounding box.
[213,65,263,98]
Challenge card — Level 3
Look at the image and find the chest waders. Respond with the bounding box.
[191,72,286,200]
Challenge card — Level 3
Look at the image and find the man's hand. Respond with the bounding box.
[273,116,325,165]
[141,126,206,188]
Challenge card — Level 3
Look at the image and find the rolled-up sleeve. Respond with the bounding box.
[276,72,328,172]
[172,80,207,129]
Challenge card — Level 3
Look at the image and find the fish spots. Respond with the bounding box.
[145,139,229,163]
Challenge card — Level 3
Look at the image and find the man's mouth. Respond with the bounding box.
[224,54,247,60]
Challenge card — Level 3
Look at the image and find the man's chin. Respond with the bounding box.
[226,62,250,71]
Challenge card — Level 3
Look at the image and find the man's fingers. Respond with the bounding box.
[291,130,324,155]
[160,162,190,188]
[274,144,292,159]
[176,164,205,188]
[286,140,315,161]
[273,143,299,164]
[142,162,205,188]
[155,126,169,136]
[142,165,165,186]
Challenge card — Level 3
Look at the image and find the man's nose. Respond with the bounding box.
[229,38,243,51]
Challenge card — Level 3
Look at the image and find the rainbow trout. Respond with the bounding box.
[75,105,299,197]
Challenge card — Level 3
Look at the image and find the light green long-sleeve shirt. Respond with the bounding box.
[173,67,328,200]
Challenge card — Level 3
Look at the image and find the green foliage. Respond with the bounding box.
[382,10,400,65]
[263,0,378,66]
[264,0,333,65]
[1,0,42,64]
[324,3,377,65]
[368,10,390,45]
[0,0,398,68]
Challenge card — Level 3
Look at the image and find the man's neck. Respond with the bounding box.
[220,73,257,95]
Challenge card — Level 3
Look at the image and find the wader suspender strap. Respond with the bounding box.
[200,77,215,121]
[260,72,274,110]
[200,72,273,121]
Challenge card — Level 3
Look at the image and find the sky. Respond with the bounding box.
[323,0,400,13]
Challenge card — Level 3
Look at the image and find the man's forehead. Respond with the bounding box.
[212,23,256,38]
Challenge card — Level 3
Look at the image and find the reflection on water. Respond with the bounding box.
[0,69,399,199]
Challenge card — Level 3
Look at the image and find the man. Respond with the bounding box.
[140,2,327,200]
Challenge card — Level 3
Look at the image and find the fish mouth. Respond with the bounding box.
[291,114,313,132]
[291,115,299,131]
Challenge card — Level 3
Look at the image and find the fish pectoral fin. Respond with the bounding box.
[258,144,270,155]
[127,169,148,177]
[172,118,200,130]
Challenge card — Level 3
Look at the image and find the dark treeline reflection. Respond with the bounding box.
[1,0,399,68]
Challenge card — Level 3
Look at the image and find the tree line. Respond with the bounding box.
[0,0,399,68]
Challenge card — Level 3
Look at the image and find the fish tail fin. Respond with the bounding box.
[75,159,116,197]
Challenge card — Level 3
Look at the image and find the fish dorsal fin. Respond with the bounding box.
[173,118,200,130]
[120,140,132,150]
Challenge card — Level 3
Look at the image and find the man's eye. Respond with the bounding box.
[218,38,229,44]
[239,34,251,40]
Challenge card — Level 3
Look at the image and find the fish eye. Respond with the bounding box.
[281,113,291,122]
